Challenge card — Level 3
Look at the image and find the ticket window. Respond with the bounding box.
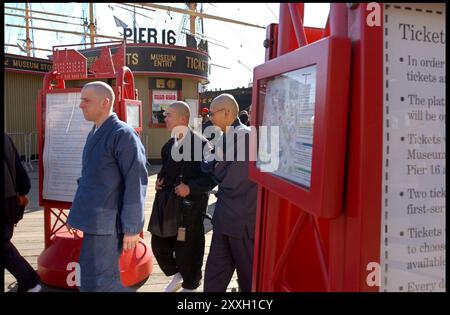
[149,78,182,128]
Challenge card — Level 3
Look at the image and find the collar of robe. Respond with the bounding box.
[83,113,120,159]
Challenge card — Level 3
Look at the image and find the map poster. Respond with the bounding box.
[257,65,317,189]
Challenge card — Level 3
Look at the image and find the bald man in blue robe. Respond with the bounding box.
[67,81,148,292]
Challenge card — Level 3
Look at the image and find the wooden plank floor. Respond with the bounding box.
[4,162,239,292]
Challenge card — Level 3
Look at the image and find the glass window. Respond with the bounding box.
[151,89,178,125]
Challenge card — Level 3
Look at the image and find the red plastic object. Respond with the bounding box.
[37,229,83,289]
[38,227,153,290]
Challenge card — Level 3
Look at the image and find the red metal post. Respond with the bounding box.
[330,3,348,37]
[322,14,330,38]
[277,3,298,56]
[44,207,51,248]
[341,3,383,291]
[288,3,308,47]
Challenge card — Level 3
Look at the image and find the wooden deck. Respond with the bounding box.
[4,162,239,292]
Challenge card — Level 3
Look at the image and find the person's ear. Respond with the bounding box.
[102,97,109,109]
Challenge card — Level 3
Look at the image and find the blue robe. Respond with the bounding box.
[67,113,148,291]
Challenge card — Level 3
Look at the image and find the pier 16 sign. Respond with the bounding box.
[80,45,210,83]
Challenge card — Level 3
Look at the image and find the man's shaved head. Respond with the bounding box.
[165,101,191,132]
[82,81,115,108]
[209,93,241,132]
[210,93,239,118]
[169,101,191,120]
[80,81,116,126]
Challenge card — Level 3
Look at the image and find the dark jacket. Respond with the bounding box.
[4,133,31,226]
[4,133,30,199]
[159,128,216,209]
[201,119,214,137]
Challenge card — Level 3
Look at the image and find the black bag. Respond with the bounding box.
[147,189,183,237]
[148,160,186,237]
[15,200,26,225]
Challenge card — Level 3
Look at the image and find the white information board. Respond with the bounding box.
[381,3,445,292]
[126,103,140,129]
[43,92,93,202]
[257,65,317,188]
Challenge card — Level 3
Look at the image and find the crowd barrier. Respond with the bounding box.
[6,132,36,171]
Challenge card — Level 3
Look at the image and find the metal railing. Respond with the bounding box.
[6,132,38,171]
[28,132,39,166]
[140,133,149,159]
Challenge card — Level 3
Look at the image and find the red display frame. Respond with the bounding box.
[249,36,351,219]
[123,99,143,133]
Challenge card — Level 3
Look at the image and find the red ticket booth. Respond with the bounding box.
[36,42,153,289]
[251,3,445,292]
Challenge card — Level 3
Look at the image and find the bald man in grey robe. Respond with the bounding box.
[202,93,258,292]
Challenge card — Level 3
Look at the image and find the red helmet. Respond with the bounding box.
[201,107,209,114]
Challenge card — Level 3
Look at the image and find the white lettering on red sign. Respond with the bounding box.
[152,89,178,105]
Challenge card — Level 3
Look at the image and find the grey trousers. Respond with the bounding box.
[78,230,129,292]
[204,230,254,292]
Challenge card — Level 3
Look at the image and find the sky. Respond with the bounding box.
[4,3,330,91]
